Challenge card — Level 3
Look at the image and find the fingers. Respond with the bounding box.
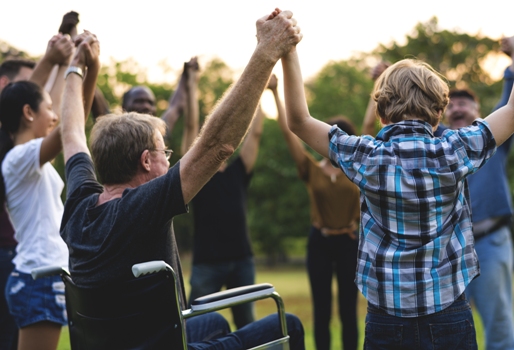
[256,9,302,61]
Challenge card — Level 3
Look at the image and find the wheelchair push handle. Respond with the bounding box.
[132,260,172,278]
[31,266,68,280]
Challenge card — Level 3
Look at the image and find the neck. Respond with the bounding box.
[13,128,35,146]
[98,176,144,205]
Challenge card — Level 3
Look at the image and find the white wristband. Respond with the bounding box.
[65,66,84,80]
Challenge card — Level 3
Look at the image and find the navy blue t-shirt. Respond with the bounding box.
[191,156,253,264]
[60,153,188,306]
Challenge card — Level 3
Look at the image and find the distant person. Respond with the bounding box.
[269,73,359,350]
[121,58,197,135]
[186,90,265,329]
[444,35,514,350]
[59,12,305,349]
[278,7,514,345]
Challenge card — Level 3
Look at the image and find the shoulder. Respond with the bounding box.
[3,138,43,176]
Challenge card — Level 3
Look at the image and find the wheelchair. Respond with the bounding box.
[32,260,290,349]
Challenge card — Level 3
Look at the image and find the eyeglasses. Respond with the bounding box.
[150,148,173,160]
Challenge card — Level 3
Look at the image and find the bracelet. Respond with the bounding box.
[65,66,84,80]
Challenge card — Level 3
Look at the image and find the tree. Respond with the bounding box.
[306,58,374,130]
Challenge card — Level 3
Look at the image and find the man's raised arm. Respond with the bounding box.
[61,32,100,163]
[179,8,302,204]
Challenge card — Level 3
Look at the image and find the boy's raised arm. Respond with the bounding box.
[281,50,331,159]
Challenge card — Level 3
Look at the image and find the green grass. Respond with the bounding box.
[57,260,486,350]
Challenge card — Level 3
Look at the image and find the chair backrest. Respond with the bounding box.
[64,270,185,350]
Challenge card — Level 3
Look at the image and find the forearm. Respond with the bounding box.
[281,50,331,158]
[180,72,199,155]
[198,49,274,153]
[29,58,55,88]
[273,88,307,164]
[82,62,100,118]
[62,74,88,162]
[281,50,311,133]
[162,73,188,133]
[49,65,68,117]
[239,105,265,172]
[179,48,276,204]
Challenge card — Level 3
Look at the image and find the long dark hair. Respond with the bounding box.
[0,81,44,203]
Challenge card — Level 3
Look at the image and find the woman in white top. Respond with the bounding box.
[0,31,99,350]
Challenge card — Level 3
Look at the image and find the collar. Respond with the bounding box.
[376,120,435,142]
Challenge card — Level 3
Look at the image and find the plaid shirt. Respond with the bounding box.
[328,119,496,317]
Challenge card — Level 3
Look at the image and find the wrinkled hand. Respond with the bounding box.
[267,73,278,90]
[256,8,302,62]
[500,36,514,58]
[72,30,100,68]
[45,33,74,65]
[371,61,391,81]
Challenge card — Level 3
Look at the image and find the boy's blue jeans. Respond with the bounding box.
[364,293,477,350]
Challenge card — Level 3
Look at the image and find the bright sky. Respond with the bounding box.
[1,0,512,113]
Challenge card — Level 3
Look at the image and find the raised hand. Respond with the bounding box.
[45,33,74,66]
[73,31,100,69]
[255,8,302,62]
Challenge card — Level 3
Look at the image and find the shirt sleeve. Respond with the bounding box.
[327,125,369,177]
[2,138,42,183]
[449,119,497,173]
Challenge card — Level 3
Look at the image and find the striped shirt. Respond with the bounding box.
[328,119,496,317]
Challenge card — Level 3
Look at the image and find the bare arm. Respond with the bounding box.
[239,104,265,173]
[91,87,110,120]
[161,59,198,135]
[38,36,74,165]
[179,8,302,204]
[80,35,101,119]
[281,50,331,158]
[61,32,101,163]
[30,34,73,90]
[484,86,514,145]
[268,74,307,168]
[180,58,200,155]
[486,37,514,144]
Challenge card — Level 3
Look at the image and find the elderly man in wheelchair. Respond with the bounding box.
[37,8,306,350]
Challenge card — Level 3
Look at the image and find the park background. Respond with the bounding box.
[2,1,513,349]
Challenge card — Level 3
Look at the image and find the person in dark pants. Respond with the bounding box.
[270,73,359,350]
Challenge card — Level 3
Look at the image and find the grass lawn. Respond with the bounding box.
[57,258,486,350]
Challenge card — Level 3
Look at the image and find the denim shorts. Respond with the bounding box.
[364,293,477,350]
[5,270,67,328]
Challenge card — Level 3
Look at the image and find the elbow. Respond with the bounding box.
[215,143,235,162]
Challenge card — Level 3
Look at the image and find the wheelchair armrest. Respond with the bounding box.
[190,283,275,312]
[132,260,172,278]
[31,266,68,280]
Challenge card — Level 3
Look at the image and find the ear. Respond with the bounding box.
[22,104,35,123]
[140,149,151,172]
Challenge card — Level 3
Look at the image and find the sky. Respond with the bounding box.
[1,0,512,113]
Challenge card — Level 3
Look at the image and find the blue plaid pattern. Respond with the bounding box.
[328,119,496,317]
